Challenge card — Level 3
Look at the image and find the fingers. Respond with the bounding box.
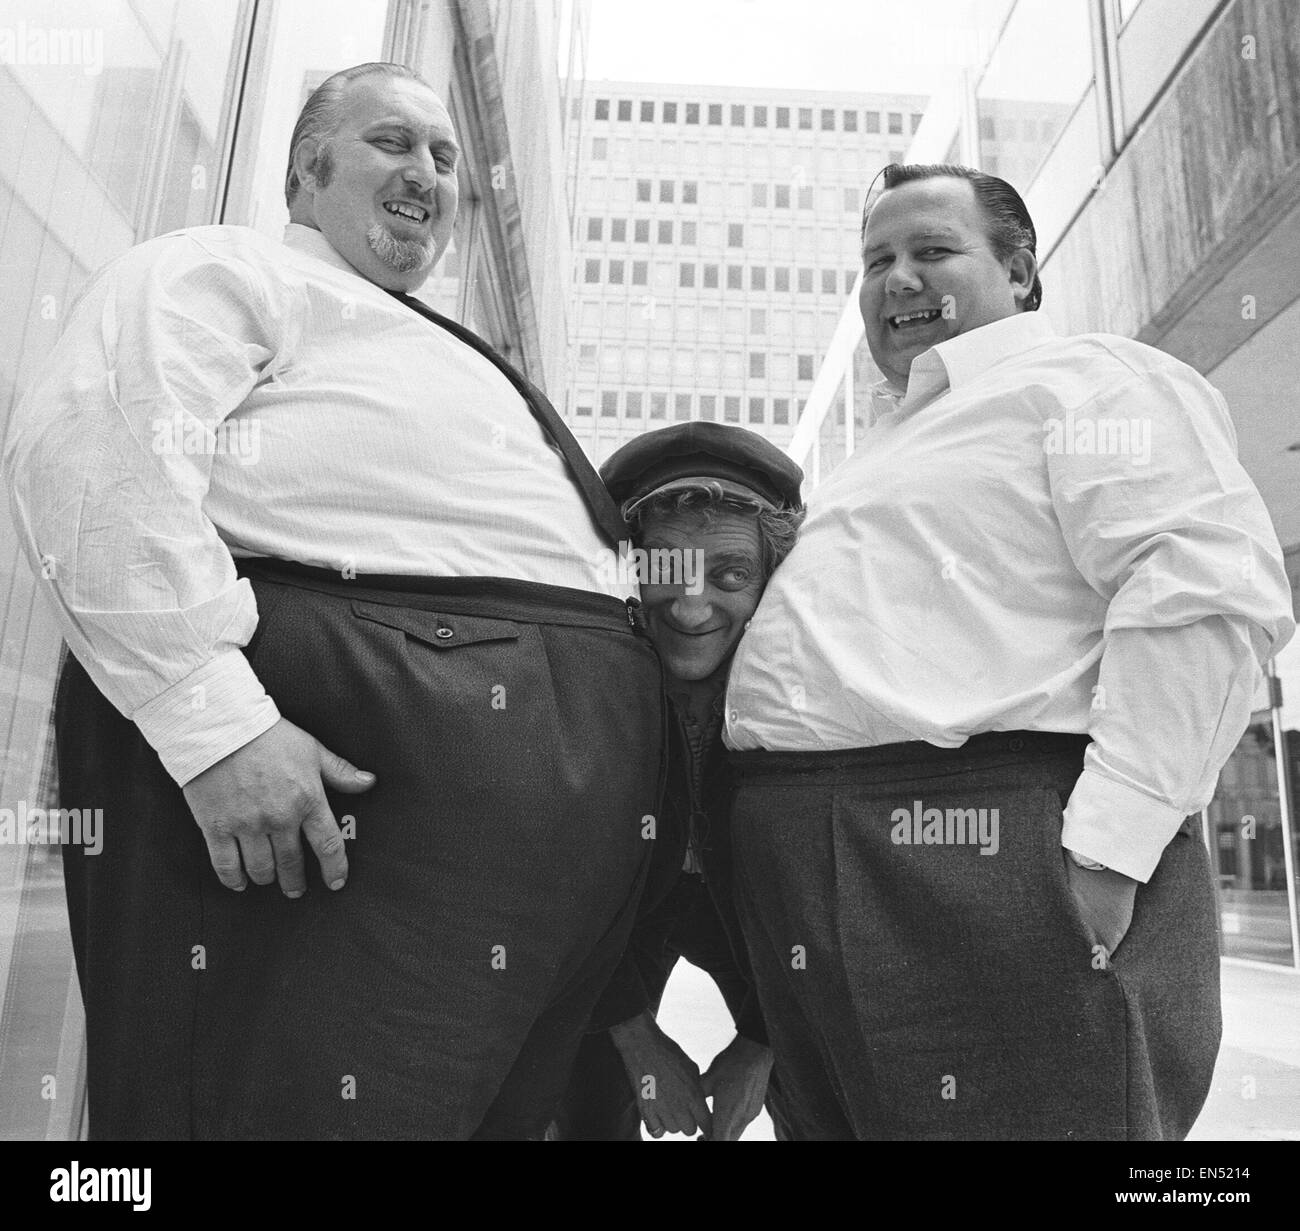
[295,743,369,890]
[639,1091,677,1137]
[650,1100,697,1138]
[200,830,247,892]
[205,792,344,897]
[635,1082,683,1138]
[640,1103,667,1138]
[687,1084,712,1140]
[184,723,365,895]
[237,832,277,886]
[317,743,376,795]
[269,825,308,898]
[636,1079,709,1138]
[300,794,349,890]
[658,1047,712,1137]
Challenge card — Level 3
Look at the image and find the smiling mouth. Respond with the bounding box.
[383,200,430,224]
[666,626,723,638]
[888,308,943,331]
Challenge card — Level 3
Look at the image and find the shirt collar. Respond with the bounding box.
[282,222,373,282]
[870,311,1058,419]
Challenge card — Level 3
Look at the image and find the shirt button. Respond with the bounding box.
[1008,737,1024,752]
[435,627,454,640]
[728,710,739,722]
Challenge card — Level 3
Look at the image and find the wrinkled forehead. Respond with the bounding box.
[639,506,764,554]
[335,75,455,140]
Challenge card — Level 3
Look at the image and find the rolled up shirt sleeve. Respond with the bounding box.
[3,233,283,785]
[1047,356,1295,881]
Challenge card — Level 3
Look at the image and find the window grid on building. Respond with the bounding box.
[571,87,929,455]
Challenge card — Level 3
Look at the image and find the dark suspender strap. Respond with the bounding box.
[386,290,626,550]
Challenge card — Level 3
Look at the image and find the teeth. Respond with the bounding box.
[891,309,940,326]
[384,202,427,222]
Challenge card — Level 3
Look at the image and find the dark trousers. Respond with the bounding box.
[56,562,663,1140]
[550,873,757,1140]
[729,731,1222,1141]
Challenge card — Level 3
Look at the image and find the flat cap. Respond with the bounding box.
[600,422,804,516]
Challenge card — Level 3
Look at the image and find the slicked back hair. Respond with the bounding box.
[284,61,438,207]
[860,163,1042,312]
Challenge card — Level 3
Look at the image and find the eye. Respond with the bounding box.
[374,137,405,151]
[716,567,754,590]
[920,247,952,258]
[865,255,890,272]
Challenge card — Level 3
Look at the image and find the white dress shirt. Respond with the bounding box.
[724,311,1295,881]
[5,224,627,786]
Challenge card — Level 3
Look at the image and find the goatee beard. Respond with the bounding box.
[366,222,437,274]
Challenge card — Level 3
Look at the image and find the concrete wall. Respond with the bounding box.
[1042,0,1300,354]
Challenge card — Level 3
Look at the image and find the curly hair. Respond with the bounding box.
[621,482,805,580]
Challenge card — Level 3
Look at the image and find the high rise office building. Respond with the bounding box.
[563,81,927,463]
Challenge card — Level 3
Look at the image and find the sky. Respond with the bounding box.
[583,0,995,97]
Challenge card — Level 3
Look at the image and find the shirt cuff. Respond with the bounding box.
[131,650,281,787]
[1060,766,1190,883]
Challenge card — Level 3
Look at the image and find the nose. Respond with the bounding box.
[885,257,923,297]
[400,150,437,197]
[669,594,714,630]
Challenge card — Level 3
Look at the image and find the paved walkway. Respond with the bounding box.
[1189,959,1300,1140]
[649,956,1300,1141]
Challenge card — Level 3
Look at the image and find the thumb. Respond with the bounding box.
[699,1063,718,1097]
[316,741,376,793]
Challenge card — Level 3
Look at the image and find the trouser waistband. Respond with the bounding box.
[728,730,1091,780]
[235,555,643,635]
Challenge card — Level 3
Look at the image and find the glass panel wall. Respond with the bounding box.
[1205,703,1298,966]
[1113,0,1224,137]
[1021,84,1102,260]
[223,0,392,240]
[1207,556,1300,967]
[1279,605,1300,964]
[975,0,1102,255]
[0,0,252,1140]
[1201,551,1294,972]
[974,0,1095,194]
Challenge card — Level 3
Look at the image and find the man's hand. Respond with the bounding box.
[609,1010,712,1139]
[182,718,376,897]
[701,1033,773,1141]
[1065,855,1139,958]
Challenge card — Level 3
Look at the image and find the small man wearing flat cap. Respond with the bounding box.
[550,423,805,1141]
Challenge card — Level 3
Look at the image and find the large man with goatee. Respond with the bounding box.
[724,163,1294,1141]
[4,62,661,1140]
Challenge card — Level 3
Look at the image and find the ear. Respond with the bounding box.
[291,137,323,197]
[1006,247,1037,307]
